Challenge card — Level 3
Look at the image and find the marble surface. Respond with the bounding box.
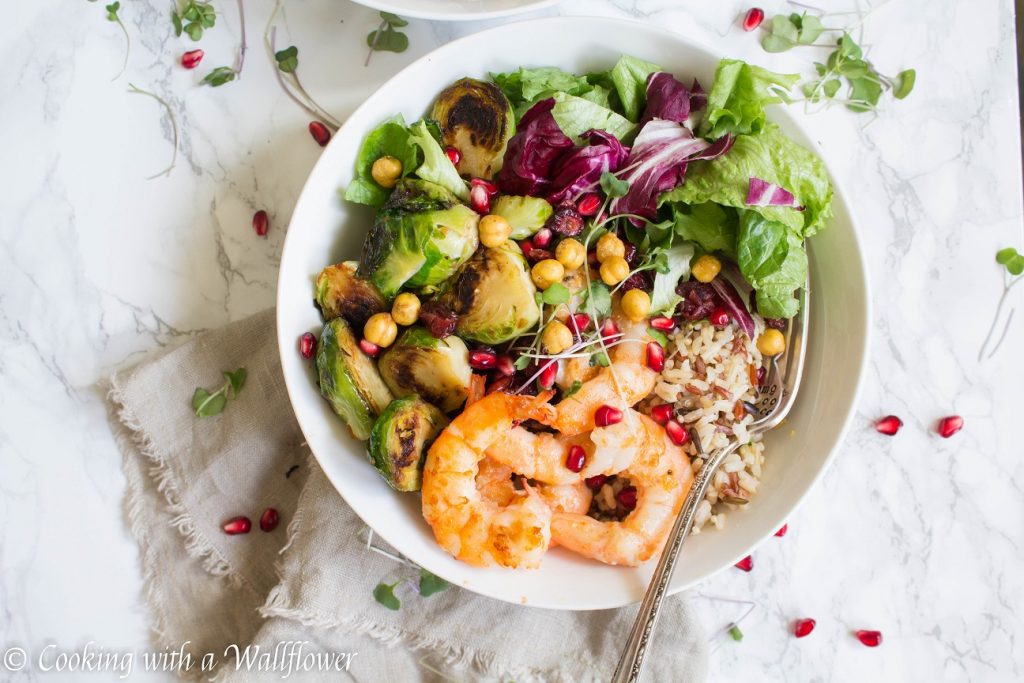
[1,0,1022,680]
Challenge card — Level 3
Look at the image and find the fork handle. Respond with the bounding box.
[610,442,739,683]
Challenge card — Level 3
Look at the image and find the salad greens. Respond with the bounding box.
[408,120,470,202]
[344,115,419,208]
[697,59,799,139]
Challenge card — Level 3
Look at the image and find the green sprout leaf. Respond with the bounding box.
[729,624,744,642]
[201,66,236,87]
[599,171,630,198]
[380,11,408,27]
[893,69,916,99]
[274,46,299,74]
[418,569,450,597]
[365,27,409,53]
[583,281,612,318]
[514,355,532,370]
[224,368,247,396]
[997,247,1024,276]
[171,10,183,36]
[180,0,215,41]
[105,2,120,21]
[646,328,669,348]
[192,367,247,418]
[373,582,401,610]
[562,380,583,399]
[541,283,571,306]
[590,351,610,368]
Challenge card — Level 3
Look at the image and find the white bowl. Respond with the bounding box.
[277,16,870,610]
[348,0,558,21]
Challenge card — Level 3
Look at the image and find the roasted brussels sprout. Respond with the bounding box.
[315,261,387,328]
[440,242,541,345]
[358,179,479,298]
[490,195,554,240]
[368,395,449,492]
[432,78,515,179]
[378,326,473,413]
[316,318,394,440]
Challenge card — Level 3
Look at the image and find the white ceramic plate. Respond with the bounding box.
[277,16,870,610]
[349,0,559,21]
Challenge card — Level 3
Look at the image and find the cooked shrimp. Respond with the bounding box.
[582,411,655,479]
[551,415,693,566]
[540,480,592,515]
[485,427,592,485]
[421,392,557,568]
[553,317,658,435]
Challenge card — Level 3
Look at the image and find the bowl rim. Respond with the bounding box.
[276,14,872,609]
[348,0,560,21]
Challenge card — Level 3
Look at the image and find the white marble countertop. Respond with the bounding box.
[2,0,1023,680]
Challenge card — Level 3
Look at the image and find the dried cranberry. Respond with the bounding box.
[676,280,719,321]
[419,301,458,338]
[526,247,555,262]
[545,201,584,236]
[619,271,651,293]
[623,241,638,264]
[765,318,786,330]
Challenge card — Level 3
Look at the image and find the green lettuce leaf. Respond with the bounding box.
[492,66,613,112]
[660,124,833,237]
[697,59,799,139]
[608,55,662,121]
[408,120,469,202]
[650,243,694,315]
[672,202,738,258]
[549,92,636,142]
[343,115,419,208]
[752,233,806,318]
[737,211,790,283]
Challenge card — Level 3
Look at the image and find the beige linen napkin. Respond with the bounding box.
[108,309,708,682]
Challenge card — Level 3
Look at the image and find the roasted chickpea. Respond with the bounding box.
[555,238,586,271]
[371,156,402,189]
[691,254,722,283]
[531,259,565,290]
[390,292,421,326]
[595,232,626,262]
[364,312,398,348]
[620,289,651,322]
[599,256,630,285]
[542,320,573,354]
[757,328,786,356]
[478,214,512,248]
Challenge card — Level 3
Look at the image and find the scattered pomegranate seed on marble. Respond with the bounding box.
[855,630,883,647]
[742,7,765,31]
[259,508,280,532]
[937,415,963,438]
[308,121,331,147]
[223,516,252,535]
[775,524,788,537]
[252,210,269,237]
[734,555,753,572]
[793,618,816,638]
[875,415,903,435]
[298,332,316,359]
[181,49,204,69]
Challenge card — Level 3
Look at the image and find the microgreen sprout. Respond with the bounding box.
[192,368,247,418]
[979,247,1024,360]
[365,12,410,67]
[127,83,178,179]
[104,1,130,81]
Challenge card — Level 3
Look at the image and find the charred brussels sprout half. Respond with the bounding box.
[316,318,394,440]
[357,179,479,298]
[432,78,515,180]
[315,261,387,328]
[368,395,449,492]
[378,326,472,413]
[490,195,554,240]
[440,242,541,345]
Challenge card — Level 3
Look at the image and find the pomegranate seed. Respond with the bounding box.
[855,630,883,647]
[734,555,753,572]
[584,474,607,490]
[519,238,534,254]
[646,341,665,371]
[616,486,638,510]
[665,419,690,446]
[793,618,816,638]
[495,354,515,377]
[444,146,461,166]
[358,339,380,357]
[623,242,637,264]
[709,306,730,328]
[875,415,903,436]
[594,405,623,427]
[181,49,204,69]
[570,313,592,335]
[600,318,620,341]
[308,120,331,147]
[577,193,601,216]
[298,332,316,359]
[775,524,788,537]
[937,415,963,438]
[742,7,765,31]
[565,445,586,472]
[470,183,490,213]
[472,178,499,195]
[651,404,674,425]
[533,227,553,249]
[649,316,676,332]
[756,367,767,385]
[223,516,251,535]
[486,376,513,395]
[469,349,497,370]
[252,210,269,237]
[537,361,557,390]
[259,508,280,532]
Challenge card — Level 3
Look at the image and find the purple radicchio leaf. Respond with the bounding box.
[746,177,802,208]
[496,98,574,197]
[546,129,630,204]
[610,120,733,222]
[638,72,691,128]
[689,78,707,114]
[710,275,756,340]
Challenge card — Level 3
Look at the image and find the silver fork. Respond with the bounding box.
[611,282,810,683]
